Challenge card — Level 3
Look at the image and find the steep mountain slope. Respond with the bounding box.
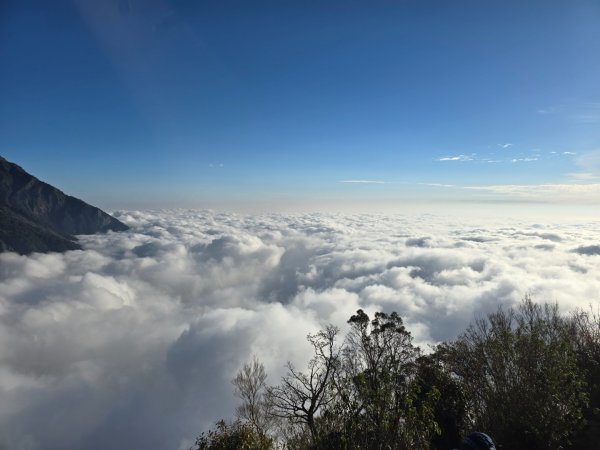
[0,156,128,254]
[0,205,81,254]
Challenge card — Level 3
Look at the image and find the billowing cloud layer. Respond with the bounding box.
[2,210,600,449]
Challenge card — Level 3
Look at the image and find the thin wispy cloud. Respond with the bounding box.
[418,182,456,188]
[511,157,539,163]
[567,172,598,181]
[498,143,513,148]
[339,180,389,184]
[537,103,600,124]
[571,150,600,180]
[573,102,600,124]
[466,183,600,202]
[537,106,559,114]
[438,154,473,162]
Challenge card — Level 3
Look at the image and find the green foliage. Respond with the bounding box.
[571,308,600,449]
[415,353,467,450]
[440,297,587,450]
[304,310,441,450]
[193,299,600,450]
[192,420,273,450]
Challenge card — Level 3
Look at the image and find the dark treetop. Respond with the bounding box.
[0,155,128,254]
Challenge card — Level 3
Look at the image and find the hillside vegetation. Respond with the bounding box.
[194,297,600,450]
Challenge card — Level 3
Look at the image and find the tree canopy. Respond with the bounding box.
[193,298,600,450]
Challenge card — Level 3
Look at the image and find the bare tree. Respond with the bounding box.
[267,326,339,443]
[232,356,272,436]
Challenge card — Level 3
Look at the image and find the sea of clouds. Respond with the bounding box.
[2,209,600,450]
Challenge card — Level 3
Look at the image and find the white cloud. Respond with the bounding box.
[438,154,473,161]
[567,172,598,181]
[498,143,513,148]
[573,102,600,124]
[465,183,600,202]
[575,149,600,172]
[510,157,539,163]
[2,210,600,448]
[339,180,389,184]
[418,183,456,188]
[561,150,600,182]
[537,107,558,114]
[536,103,600,123]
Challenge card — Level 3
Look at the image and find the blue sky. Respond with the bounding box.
[2,0,600,210]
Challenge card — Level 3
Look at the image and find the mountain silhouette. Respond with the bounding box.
[0,155,128,254]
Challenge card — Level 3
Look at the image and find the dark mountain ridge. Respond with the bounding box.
[0,155,128,254]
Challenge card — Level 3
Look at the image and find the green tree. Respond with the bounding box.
[571,308,600,449]
[414,353,468,450]
[441,297,587,450]
[326,310,440,450]
[192,420,273,450]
